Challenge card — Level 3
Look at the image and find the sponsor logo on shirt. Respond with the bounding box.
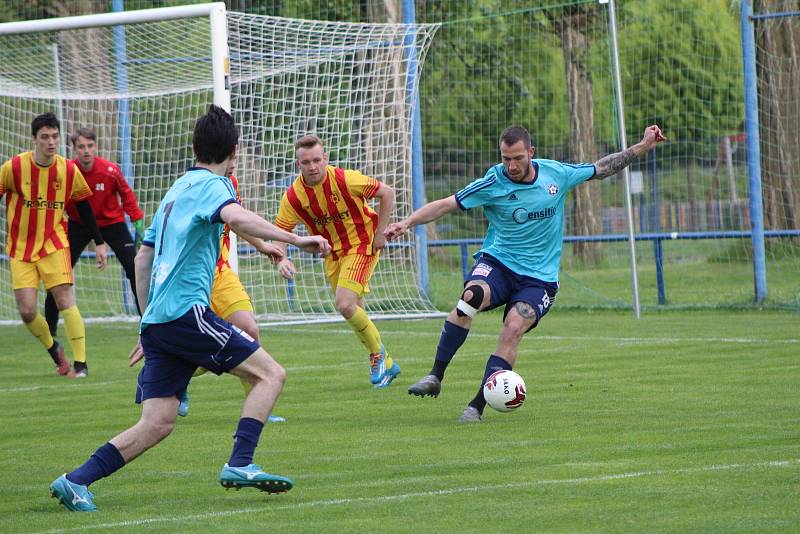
[24,199,65,209]
[512,206,556,224]
[472,262,493,277]
[313,210,350,227]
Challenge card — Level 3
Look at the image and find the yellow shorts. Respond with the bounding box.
[325,251,380,297]
[210,268,253,320]
[10,248,73,290]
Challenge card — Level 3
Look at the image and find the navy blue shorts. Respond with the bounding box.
[466,254,558,330]
[136,304,260,403]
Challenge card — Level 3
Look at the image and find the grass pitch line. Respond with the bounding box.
[0,379,126,394]
[273,326,800,345]
[37,458,800,533]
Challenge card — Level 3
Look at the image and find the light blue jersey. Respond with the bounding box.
[140,167,238,327]
[455,159,596,282]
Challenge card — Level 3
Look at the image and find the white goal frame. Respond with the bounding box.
[0,3,443,325]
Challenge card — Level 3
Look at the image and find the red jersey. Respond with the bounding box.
[66,156,143,227]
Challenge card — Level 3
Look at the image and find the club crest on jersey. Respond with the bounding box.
[329,191,340,204]
[53,177,62,190]
[547,183,558,196]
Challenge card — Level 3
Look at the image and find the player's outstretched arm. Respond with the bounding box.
[384,195,459,241]
[221,203,331,256]
[235,230,285,264]
[593,125,667,180]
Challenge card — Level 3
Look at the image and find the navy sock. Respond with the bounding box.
[430,321,470,380]
[66,442,125,487]
[228,417,265,468]
[468,354,512,414]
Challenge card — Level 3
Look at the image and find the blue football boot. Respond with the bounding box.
[219,463,293,493]
[50,474,96,512]
[374,361,401,389]
[369,345,387,385]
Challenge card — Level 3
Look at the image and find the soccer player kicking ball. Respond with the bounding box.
[385,125,666,422]
[0,112,108,377]
[272,135,399,388]
[50,105,330,512]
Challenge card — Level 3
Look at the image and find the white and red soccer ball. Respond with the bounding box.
[483,370,526,412]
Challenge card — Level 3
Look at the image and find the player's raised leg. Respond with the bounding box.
[460,282,553,422]
[408,280,492,397]
[222,346,293,493]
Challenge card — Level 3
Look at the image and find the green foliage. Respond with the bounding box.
[619,0,744,147]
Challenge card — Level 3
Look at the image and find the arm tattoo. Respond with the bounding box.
[513,302,537,321]
[594,146,639,179]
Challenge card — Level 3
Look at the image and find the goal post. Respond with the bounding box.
[0,5,441,324]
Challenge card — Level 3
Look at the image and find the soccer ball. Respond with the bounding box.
[483,370,526,412]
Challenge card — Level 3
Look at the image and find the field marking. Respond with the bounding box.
[35,458,800,533]
[8,322,798,345]
[0,380,127,394]
[271,326,800,345]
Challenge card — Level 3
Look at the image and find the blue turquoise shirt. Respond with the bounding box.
[141,168,238,327]
[455,159,595,282]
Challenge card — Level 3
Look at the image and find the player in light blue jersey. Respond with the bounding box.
[50,105,330,512]
[386,124,665,422]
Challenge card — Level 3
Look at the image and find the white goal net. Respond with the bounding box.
[0,7,440,324]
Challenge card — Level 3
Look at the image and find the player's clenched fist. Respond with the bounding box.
[296,235,331,256]
[384,221,410,241]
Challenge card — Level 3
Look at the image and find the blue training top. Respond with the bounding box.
[141,167,238,327]
[455,158,596,282]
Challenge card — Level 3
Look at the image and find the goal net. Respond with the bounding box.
[0,7,440,324]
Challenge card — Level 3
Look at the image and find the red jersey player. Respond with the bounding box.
[44,126,145,377]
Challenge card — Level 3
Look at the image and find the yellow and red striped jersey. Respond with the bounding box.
[275,166,380,260]
[215,175,241,274]
[0,152,91,262]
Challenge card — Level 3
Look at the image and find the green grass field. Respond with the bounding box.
[2,309,799,533]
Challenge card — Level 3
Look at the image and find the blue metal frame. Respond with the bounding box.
[403,0,429,298]
[740,0,768,303]
[112,0,136,313]
[422,230,799,288]
[650,147,665,304]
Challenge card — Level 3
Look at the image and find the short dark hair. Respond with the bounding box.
[294,134,323,152]
[499,126,532,150]
[71,126,97,146]
[31,112,60,137]
[193,104,238,164]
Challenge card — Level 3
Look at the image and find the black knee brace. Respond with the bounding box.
[456,284,484,318]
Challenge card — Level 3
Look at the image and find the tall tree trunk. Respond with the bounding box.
[557,7,602,263]
[755,5,800,234]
